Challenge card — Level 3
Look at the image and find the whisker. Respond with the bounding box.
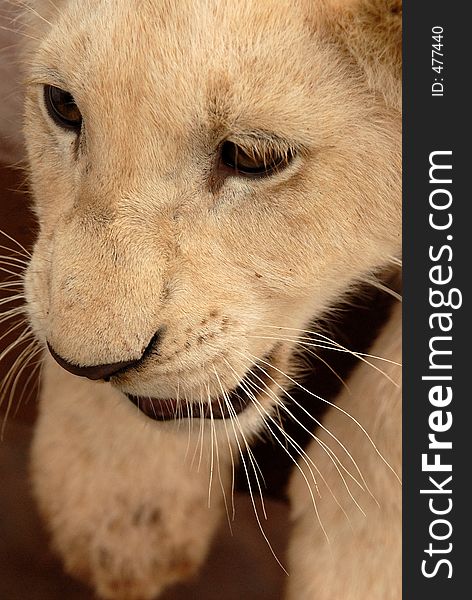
[149,395,158,421]
[247,351,401,487]
[0,294,25,307]
[305,328,401,370]
[0,327,35,370]
[0,265,26,278]
[240,379,332,543]
[16,0,54,27]
[0,24,41,41]
[365,277,402,302]
[0,337,37,399]
[0,257,28,270]
[213,369,287,574]
[238,350,375,507]
[214,392,236,522]
[183,386,193,460]
[2,343,41,430]
[189,390,201,469]
[16,361,42,416]
[196,390,206,472]
[294,344,351,393]
[0,306,26,323]
[0,316,30,347]
[14,353,42,416]
[253,324,400,359]
[218,378,267,521]
[207,385,232,534]
[250,331,401,369]
[212,370,268,518]
[223,361,339,529]
[1,337,40,438]
[0,278,23,286]
[0,229,31,257]
[0,244,30,260]
[26,0,61,17]
[207,385,215,507]
[235,360,364,521]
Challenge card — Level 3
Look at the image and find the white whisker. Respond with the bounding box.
[207,385,215,507]
[213,368,287,574]
[214,392,236,522]
[0,244,30,260]
[196,390,206,472]
[207,385,232,533]
[235,359,365,521]
[0,318,31,350]
[1,337,40,438]
[247,351,401,487]
[294,344,351,393]
[239,352,377,512]
[223,359,340,541]
[250,332,401,371]
[0,229,31,257]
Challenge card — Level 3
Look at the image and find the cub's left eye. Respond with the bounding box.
[43,85,82,132]
[220,141,294,177]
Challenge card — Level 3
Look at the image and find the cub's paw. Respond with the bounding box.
[30,415,223,598]
[30,371,227,598]
[35,484,219,600]
[62,500,207,599]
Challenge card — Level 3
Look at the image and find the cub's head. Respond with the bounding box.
[21,0,401,430]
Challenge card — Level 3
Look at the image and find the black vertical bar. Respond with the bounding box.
[404,2,470,598]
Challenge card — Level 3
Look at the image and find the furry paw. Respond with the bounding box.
[56,496,207,600]
[30,379,226,600]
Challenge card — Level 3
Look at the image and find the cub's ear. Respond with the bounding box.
[322,0,402,111]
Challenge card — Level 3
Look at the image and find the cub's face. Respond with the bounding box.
[23,0,401,428]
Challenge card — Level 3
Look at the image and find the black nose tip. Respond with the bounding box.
[47,330,162,381]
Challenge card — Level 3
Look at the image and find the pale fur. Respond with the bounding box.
[2,0,401,598]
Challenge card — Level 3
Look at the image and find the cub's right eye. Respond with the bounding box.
[43,85,82,132]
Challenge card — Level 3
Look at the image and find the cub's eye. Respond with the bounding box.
[44,85,82,132]
[220,141,293,177]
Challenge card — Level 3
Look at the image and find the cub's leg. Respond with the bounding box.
[31,356,230,600]
[287,304,401,600]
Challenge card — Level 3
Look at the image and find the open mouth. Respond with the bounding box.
[125,349,279,421]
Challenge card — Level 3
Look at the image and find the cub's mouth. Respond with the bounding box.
[48,339,281,422]
[125,351,279,421]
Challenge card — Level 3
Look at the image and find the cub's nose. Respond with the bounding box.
[47,331,162,381]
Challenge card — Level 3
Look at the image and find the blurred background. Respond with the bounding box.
[0,7,288,599]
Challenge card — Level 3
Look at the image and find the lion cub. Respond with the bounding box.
[10,0,402,598]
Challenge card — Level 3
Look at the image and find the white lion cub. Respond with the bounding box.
[5,0,402,598]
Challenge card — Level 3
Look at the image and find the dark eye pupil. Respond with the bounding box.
[220,141,291,177]
[44,85,82,131]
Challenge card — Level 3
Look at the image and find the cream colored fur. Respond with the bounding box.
[3,0,401,597]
